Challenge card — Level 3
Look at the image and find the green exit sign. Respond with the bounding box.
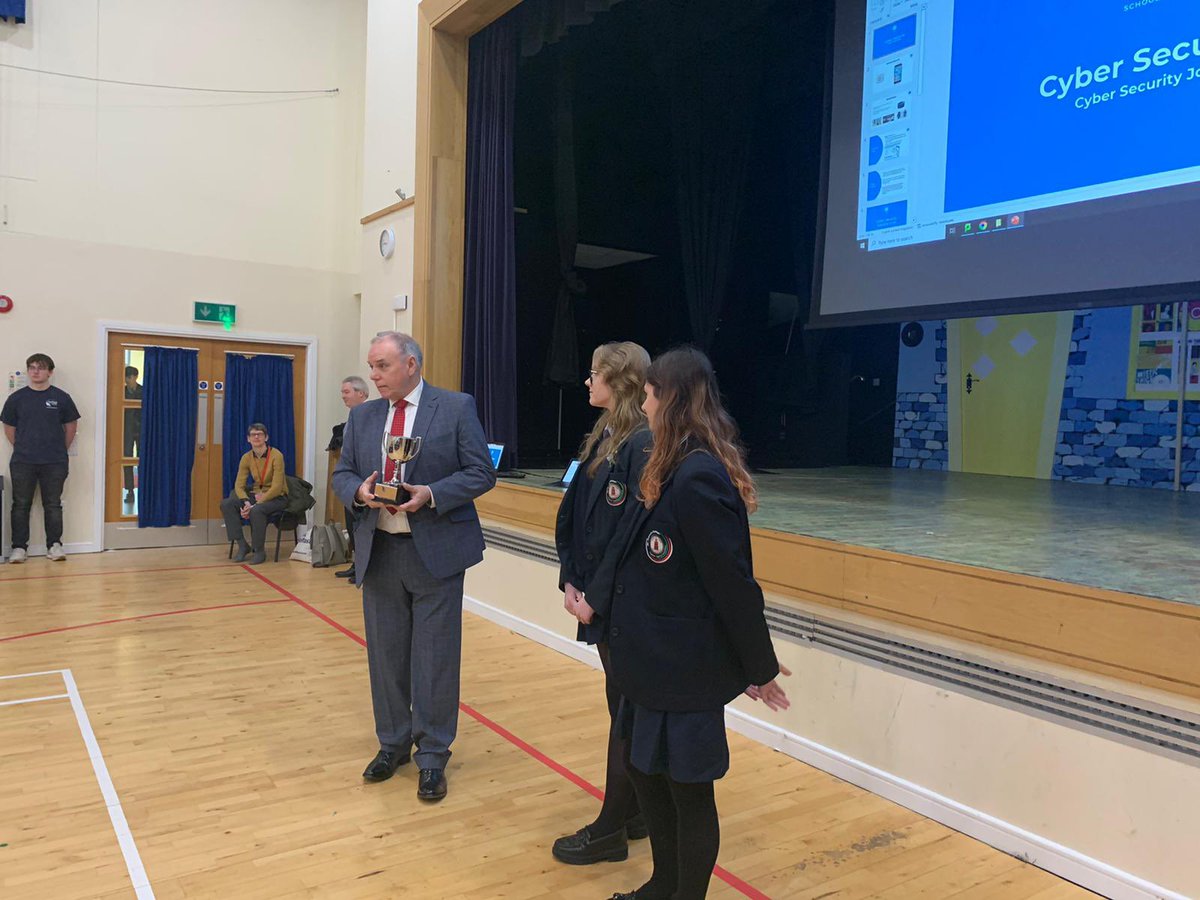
[194,302,236,329]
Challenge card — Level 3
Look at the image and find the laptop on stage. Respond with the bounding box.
[488,442,526,478]
[487,442,505,470]
[551,459,581,489]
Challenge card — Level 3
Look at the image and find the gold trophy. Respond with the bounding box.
[374,435,422,503]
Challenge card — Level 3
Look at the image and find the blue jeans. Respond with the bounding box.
[9,461,69,550]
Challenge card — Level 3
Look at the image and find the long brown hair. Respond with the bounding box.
[578,342,651,476]
[639,347,756,512]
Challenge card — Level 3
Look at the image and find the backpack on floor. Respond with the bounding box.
[309,523,349,568]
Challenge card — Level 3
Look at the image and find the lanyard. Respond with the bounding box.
[254,448,272,488]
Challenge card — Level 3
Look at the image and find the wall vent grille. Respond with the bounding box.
[484,525,1200,765]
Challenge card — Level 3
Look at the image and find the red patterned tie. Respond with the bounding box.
[383,399,408,513]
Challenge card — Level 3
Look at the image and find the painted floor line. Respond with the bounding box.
[62,668,155,900]
[0,598,291,643]
[0,692,70,708]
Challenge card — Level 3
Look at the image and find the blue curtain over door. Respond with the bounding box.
[0,1,26,24]
[138,347,198,528]
[222,354,296,497]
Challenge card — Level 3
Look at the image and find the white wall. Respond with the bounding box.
[1,0,366,271]
[358,205,415,365]
[355,0,421,372]
[0,0,369,552]
[360,0,420,218]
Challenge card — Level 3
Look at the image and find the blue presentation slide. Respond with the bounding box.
[944,0,1200,213]
[873,13,917,59]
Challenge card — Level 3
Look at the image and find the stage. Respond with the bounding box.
[511,466,1198,605]
[478,466,1200,698]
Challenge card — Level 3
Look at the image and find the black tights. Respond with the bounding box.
[623,763,720,900]
[590,643,640,835]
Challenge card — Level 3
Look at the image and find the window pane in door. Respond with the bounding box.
[122,464,139,516]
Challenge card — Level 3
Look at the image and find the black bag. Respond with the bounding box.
[283,475,316,518]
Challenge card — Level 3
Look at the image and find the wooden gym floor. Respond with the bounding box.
[0,547,1092,899]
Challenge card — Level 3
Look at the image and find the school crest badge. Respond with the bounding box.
[645,530,673,564]
[605,479,627,506]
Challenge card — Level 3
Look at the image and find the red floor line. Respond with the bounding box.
[0,598,291,643]
[0,562,238,583]
[459,700,606,803]
[241,566,772,900]
[239,565,367,646]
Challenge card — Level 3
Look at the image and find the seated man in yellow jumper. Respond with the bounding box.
[220,422,289,564]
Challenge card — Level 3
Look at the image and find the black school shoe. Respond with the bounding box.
[609,890,671,900]
[552,825,629,865]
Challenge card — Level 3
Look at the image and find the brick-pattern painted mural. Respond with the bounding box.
[893,324,948,470]
[1053,312,1199,490]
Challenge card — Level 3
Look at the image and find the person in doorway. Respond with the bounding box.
[551,342,653,865]
[327,376,370,581]
[123,365,143,505]
[1,353,81,563]
[332,331,495,802]
[220,423,289,565]
[596,347,791,900]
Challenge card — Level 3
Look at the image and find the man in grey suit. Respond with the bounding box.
[332,332,496,801]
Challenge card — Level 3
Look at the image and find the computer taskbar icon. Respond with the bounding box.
[947,212,1024,238]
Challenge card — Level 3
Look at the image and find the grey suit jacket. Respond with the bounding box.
[331,384,497,582]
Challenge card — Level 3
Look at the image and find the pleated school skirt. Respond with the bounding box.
[618,696,730,783]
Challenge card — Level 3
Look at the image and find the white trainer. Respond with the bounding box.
[47,543,67,561]
[8,547,27,564]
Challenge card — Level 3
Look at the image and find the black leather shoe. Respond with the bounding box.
[335,565,355,579]
[362,749,410,782]
[417,768,447,801]
[625,813,648,841]
[552,825,629,865]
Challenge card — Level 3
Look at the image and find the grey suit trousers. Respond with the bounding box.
[362,529,464,770]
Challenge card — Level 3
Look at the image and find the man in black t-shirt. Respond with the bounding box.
[1,353,81,563]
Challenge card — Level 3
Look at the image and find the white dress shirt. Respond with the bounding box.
[376,379,425,534]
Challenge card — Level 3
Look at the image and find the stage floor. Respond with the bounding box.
[511,466,1199,606]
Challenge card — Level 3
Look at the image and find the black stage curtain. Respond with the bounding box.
[520,0,624,58]
[463,12,520,459]
[529,0,624,389]
[543,51,583,389]
[656,0,767,350]
[464,1,627,462]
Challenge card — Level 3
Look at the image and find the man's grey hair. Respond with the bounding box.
[371,331,424,369]
[341,375,369,396]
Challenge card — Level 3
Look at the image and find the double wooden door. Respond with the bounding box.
[103,332,307,549]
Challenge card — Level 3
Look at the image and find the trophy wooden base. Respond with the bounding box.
[373,482,405,503]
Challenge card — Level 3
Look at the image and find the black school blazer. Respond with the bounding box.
[594,449,780,711]
[555,426,653,593]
